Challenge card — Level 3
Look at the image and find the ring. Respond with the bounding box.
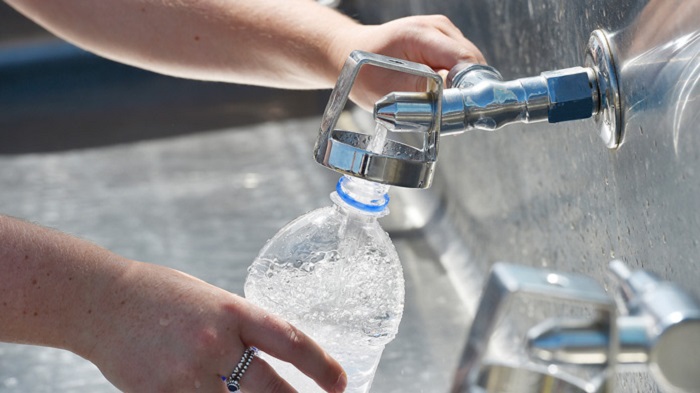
[223,346,259,392]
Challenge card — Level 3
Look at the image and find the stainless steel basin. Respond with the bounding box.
[0,115,469,392]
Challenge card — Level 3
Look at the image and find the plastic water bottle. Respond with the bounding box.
[244,174,405,393]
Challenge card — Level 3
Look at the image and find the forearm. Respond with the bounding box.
[5,0,358,89]
[0,215,129,355]
[0,215,347,392]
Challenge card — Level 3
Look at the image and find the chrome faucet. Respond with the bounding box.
[375,63,598,134]
[527,260,700,393]
[451,263,617,393]
[375,29,620,144]
[314,30,621,188]
[375,29,620,146]
[452,261,700,393]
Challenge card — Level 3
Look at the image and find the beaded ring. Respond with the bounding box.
[224,347,259,392]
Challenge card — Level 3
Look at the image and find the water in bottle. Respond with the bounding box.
[245,170,404,392]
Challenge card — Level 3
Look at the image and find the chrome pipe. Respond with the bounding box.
[375,65,599,135]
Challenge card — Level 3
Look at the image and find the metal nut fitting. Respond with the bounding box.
[543,67,596,123]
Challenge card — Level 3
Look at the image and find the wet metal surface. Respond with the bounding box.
[351,0,700,391]
[0,118,468,392]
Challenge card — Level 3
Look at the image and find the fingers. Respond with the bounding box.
[412,15,486,67]
[331,14,486,108]
[238,307,346,393]
[217,344,296,393]
[426,15,487,64]
[419,31,484,70]
[240,356,295,393]
[221,353,297,393]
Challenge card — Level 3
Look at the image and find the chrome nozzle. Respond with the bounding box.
[374,65,598,136]
[374,92,434,132]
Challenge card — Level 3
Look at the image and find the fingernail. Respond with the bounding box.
[333,372,347,393]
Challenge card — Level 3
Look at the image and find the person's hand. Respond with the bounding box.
[76,261,347,393]
[328,15,486,110]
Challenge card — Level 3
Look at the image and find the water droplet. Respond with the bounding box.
[474,118,497,131]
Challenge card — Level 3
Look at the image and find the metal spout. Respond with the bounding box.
[315,31,621,189]
[375,65,599,136]
[527,316,650,366]
[375,29,621,148]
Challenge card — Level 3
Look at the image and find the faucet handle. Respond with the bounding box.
[313,50,443,188]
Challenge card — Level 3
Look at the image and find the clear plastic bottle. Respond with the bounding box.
[244,174,405,393]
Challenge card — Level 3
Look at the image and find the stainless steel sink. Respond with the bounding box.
[0,116,470,392]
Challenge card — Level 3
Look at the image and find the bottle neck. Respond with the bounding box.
[331,175,390,217]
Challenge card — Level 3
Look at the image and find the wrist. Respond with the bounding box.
[315,12,364,87]
[68,256,136,361]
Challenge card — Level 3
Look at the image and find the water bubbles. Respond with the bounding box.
[248,241,403,343]
[244,182,404,392]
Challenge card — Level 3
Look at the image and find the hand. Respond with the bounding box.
[78,261,347,393]
[328,15,486,110]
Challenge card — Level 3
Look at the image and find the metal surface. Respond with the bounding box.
[451,263,616,393]
[585,30,622,149]
[313,50,443,188]
[349,0,700,391]
[447,63,503,89]
[475,364,594,393]
[0,117,469,393]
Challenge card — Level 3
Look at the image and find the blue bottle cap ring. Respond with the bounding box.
[335,177,390,213]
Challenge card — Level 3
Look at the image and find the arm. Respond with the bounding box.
[4,0,485,109]
[0,215,346,393]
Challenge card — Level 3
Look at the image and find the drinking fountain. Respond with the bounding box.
[525,261,700,393]
[450,260,700,393]
[310,27,700,392]
[313,30,621,189]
